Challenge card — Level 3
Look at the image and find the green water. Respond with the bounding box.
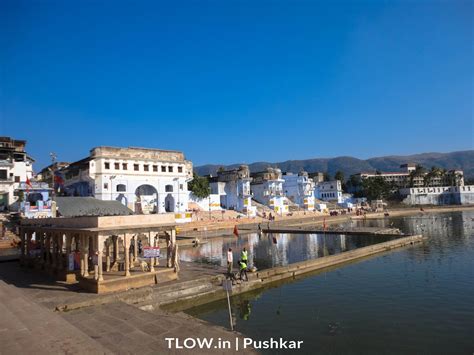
[186,211,474,354]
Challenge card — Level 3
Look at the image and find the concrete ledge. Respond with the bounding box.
[78,268,177,294]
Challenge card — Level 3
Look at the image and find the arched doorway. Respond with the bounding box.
[135,184,158,214]
[165,194,175,212]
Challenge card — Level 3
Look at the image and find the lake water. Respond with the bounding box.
[185,211,474,354]
[179,230,399,270]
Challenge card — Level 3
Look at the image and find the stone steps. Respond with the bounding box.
[0,280,112,354]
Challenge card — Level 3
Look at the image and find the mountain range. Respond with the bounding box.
[195,150,474,180]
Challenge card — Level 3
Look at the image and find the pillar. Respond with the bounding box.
[154,233,159,266]
[45,233,51,267]
[57,233,64,270]
[97,235,104,282]
[114,235,119,261]
[83,234,89,277]
[124,234,130,277]
[148,232,154,272]
[106,238,111,272]
[134,235,138,263]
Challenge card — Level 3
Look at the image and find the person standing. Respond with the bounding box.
[240,247,248,264]
[227,248,233,274]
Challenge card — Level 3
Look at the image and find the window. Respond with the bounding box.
[161,166,166,172]
[122,163,128,170]
[104,162,110,169]
[165,185,173,192]
[134,164,139,171]
[178,166,183,173]
[0,170,6,180]
[15,176,20,183]
[179,184,183,190]
[168,166,173,173]
[144,164,149,172]
[153,165,158,172]
[114,162,120,170]
[103,183,108,190]
[116,184,126,192]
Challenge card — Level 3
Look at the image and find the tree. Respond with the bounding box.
[323,172,331,181]
[334,171,344,182]
[361,177,395,200]
[188,173,210,199]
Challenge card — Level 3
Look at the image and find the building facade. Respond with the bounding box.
[351,164,465,189]
[59,146,193,214]
[400,185,474,205]
[209,165,256,216]
[282,171,315,210]
[0,137,34,210]
[315,180,343,203]
[251,168,289,215]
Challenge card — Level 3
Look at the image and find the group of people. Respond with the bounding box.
[227,247,249,281]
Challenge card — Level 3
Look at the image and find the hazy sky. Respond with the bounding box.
[1,0,473,170]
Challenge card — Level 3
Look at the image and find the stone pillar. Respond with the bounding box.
[106,238,111,272]
[83,235,89,277]
[124,234,130,277]
[45,233,51,267]
[148,232,154,272]
[97,235,104,282]
[57,233,64,270]
[51,234,57,269]
[154,233,159,266]
[166,232,172,268]
[114,235,119,261]
[134,235,138,263]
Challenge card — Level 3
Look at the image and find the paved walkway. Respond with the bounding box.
[0,279,111,354]
[61,302,255,354]
[0,262,254,354]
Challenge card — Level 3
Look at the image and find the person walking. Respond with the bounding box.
[227,248,233,274]
[239,259,248,281]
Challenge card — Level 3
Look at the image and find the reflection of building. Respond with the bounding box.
[251,168,289,215]
[400,185,474,205]
[209,165,256,216]
[315,180,343,203]
[0,137,34,210]
[57,146,193,213]
[282,171,315,210]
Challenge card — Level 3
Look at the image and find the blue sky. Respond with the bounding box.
[1,0,472,170]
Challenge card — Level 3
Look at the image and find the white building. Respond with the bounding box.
[0,137,34,210]
[282,171,315,210]
[400,185,474,205]
[315,180,343,203]
[59,146,193,214]
[209,165,256,216]
[251,168,289,215]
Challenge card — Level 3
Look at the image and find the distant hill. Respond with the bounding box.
[195,150,474,180]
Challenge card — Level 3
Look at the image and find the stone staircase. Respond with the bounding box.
[135,275,223,311]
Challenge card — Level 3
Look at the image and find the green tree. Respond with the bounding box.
[188,173,210,199]
[334,171,344,182]
[361,177,395,200]
[323,172,331,181]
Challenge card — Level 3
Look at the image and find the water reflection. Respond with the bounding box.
[180,232,399,270]
[187,211,474,355]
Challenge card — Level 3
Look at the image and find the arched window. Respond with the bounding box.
[165,185,173,192]
[116,184,126,192]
